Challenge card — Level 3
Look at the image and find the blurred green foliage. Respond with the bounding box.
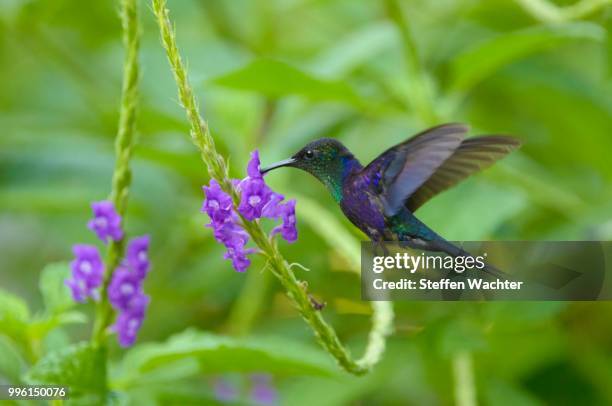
[1,0,611,404]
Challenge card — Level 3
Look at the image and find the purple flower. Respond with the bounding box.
[238,178,274,221]
[65,244,104,302]
[238,151,278,221]
[108,266,143,312]
[224,246,256,273]
[126,235,150,278]
[109,268,150,348]
[210,219,247,247]
[247,150,263,180]
[202,180,234,225]
[113,307,147,348]
[88,201,123,243]
[261,192,284,219]
[272,200,297,243]
[214,379,239,403]
[200,149,299,273]
[208,218,256,272]
[70,197,151,347]
[107,234,152,347]
[124,290,149,316]
[65,278,88,303]
[250,374,278,406]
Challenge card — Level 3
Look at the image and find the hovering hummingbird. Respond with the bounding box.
[261,124,521,274]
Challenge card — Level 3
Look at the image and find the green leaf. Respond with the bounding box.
[39,262,73,315]
[25,262,85,341]
[0,288,29,322]
[29,311,87,341]
[449,22,605,92]
[211,59,363,106]
[311,22,396,77]
[483,378,543,406]
[42,327,72,354]
[116,329,338,386]
[282,375,378,406]
[0,288,30,343]
[0,335,26,384]
[26,342,107,401]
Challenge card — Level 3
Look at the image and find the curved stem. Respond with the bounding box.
[152,0,393,375]
[91,0,141,346]
[515,0,612,23]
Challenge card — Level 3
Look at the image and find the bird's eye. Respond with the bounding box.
[304,150,314,159]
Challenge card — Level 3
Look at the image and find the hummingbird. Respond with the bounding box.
[261,124,521,275]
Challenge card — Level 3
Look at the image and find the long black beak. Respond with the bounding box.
[260,158,296,175]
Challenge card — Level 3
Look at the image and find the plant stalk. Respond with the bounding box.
[453,351,477,406]
[91,0,141,346]
[152,0,393,375]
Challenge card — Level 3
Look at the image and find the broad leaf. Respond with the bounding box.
[0,288,29,321]
[449,22,605,92]
[211,59,363,106]
[0,288,30,343]
[117,329,338,386]
[26,342,107,401]
[311,22,396,77]
[0,335,26,383]
[28,311,87,340]
[39,262,73,315]
[25,262,85,340]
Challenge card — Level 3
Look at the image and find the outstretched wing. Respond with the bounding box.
[363,123,467,216]
[405,135,522,212]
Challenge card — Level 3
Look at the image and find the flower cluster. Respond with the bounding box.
[213,374,278,406]
[66,245,104,302]
[65,201,123,302]
[108,235,151,347]
[65,200,151,347]
[87,201,124,243]
[250,374,278,405]
[202,150,297,272]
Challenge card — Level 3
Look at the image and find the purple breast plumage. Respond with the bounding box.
[340,171,386,239]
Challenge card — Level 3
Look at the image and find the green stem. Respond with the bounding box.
[453,351,477,406]
[225,265,271,336]
[152,0,393,375]
[91,0,141,346]
[515,0,612,23]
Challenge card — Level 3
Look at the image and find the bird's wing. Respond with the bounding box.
[406,135,522,212]
[363,123,467,216]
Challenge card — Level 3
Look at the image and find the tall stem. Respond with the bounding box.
[225,266,271,336]
[91,0,141,346]
[152,0,393,375]
[453,351,477,406]
[384,0,439,125]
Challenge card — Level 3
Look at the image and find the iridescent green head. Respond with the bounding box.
[261,138,360,201]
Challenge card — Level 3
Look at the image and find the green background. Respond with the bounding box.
[1,0,611,404]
